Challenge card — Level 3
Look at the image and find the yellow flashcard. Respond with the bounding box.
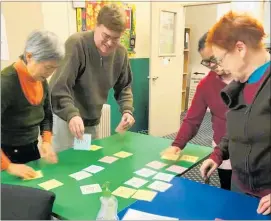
[113,151,133,158]
[112,186,137,199]
[90,145,103,151]
[180,155,199,163]
[23,170,43,181]
[38,179,63,191]
[132,189,157,202]
[161,154,180,161]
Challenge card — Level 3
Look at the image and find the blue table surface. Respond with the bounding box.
[118,177,270,220]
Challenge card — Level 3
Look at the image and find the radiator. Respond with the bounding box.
[97,104,111,138]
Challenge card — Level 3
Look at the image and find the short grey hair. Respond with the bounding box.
[24,30,64,62]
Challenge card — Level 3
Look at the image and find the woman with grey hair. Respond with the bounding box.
[1,29,64,179]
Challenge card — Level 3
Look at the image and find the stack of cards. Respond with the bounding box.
[152,172,175,182]
[148,180,172,192]
[38,179,63,191]
[74,134,91,150]
[146,161,167,170]
[90,145,103,151]
[99,156,119,164]
[132,189,157,202]
[23,170,43,180]
[124,177,148,188]
[134,168,157,178]
[83,165,104,174]
[80,184,102,195]
[112,186,137,199]
[114,151,133,158]
[166,165,187,174]
[69,171,92,181]
[180,155,199,163]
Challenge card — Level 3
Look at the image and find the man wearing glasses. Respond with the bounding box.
[49,4,135,152]
[162,32,233,190]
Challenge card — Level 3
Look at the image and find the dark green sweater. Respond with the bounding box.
[49,31,134,126]
[1,65,52,146]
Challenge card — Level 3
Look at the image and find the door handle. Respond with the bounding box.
[148,76,159,80]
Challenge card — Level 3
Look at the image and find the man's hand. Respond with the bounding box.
[69,116,85,139]
[40,142,58,164]
[200,159,218,180]
[161,146,181,156]
[257,194,271,215]
[116,113,135,132]
[7,163,36,179]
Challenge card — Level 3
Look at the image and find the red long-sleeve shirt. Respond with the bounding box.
[172,71,228,149]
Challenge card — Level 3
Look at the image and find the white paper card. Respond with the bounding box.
[74,134,91,150]
[148,180,172,192]
[166,165,188,174]
[122,208,178,220]
[146,161,167,170]
[69,171,92,181]
[153,172,175,182]
[80,184,102,195]
[134,168,157,178]
[124,177,149,188]
[99,156,119,164]
[83,165,104,174]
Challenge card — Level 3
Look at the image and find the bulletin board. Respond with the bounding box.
[76,1,136,57]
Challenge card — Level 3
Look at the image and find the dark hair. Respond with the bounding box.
[198,32,208,52]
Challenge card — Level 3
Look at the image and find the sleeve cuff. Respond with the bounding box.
[209,147,223,166]
[122,110,133,116]
[1,150,11,170]
[42,131,52,143]
[67,111,80,124]
[171,140,185,150]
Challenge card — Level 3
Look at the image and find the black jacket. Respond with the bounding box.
[212,65,271,196]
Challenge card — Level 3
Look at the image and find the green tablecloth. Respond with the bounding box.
[1,132,212,220]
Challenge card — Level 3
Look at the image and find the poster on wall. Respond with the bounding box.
[1,13,9,61]
[76,1,136,57]
[159,11,176,56]
[188,65,209,109]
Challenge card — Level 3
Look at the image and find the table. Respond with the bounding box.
[118,177,270,220]
[1,132,212,220]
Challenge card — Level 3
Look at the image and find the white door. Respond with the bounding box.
[149,3,185,137]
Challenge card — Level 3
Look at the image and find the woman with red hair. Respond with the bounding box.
[200,11,270,215]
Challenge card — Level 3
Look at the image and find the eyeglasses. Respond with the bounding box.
[201,56,219,69]
[101,32,120,44]
[201,52,228,69]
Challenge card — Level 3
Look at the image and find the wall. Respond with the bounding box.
[184,4,218,74]
[263,0,270,45]
[1,1,150,134]
[1,2,44,69]
[40,1,151,133]
[185,1,267,75]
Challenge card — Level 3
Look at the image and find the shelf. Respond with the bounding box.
[181,92,186,112]
[182,90,186,93]
[184,49,189,52]
[183,72,188,75]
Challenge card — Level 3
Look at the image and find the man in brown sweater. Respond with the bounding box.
[49,4,135,152]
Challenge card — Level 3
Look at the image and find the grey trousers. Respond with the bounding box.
[52,114,99,152]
